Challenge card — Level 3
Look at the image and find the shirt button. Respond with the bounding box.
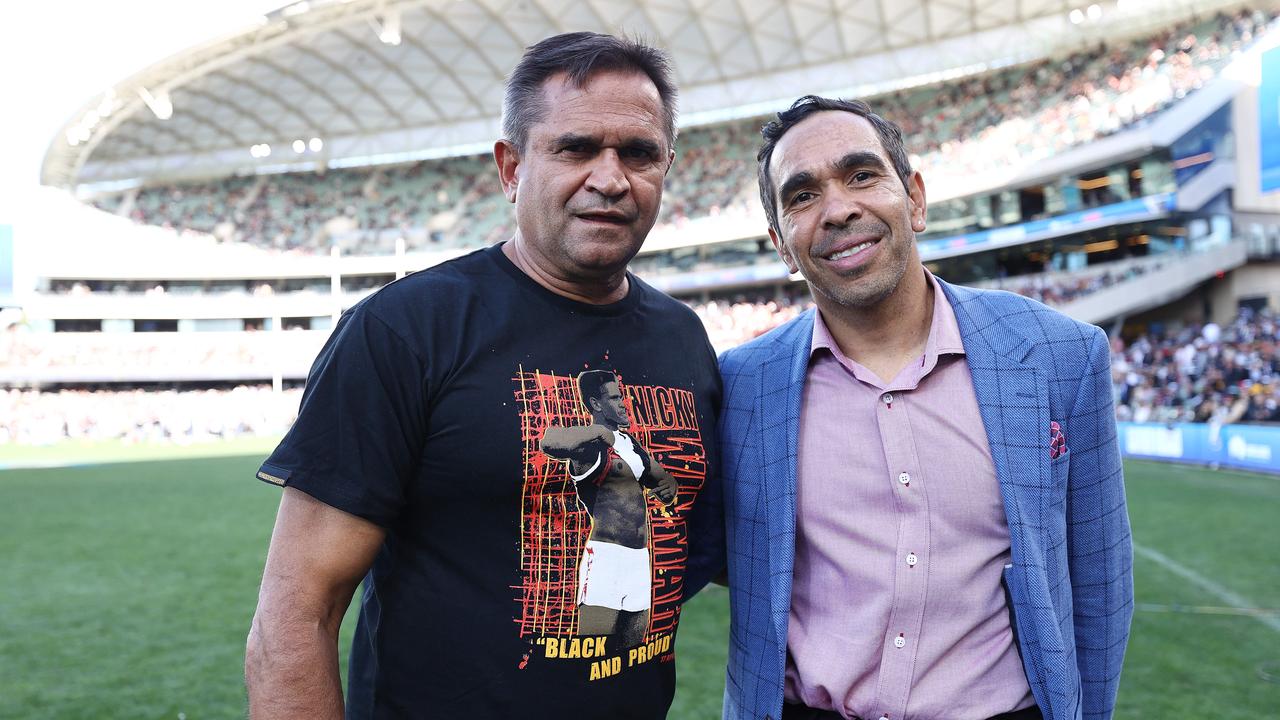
[907,552,918,566]
[881,392,894,405]
[894,633,906,648]
[898,472,911,485]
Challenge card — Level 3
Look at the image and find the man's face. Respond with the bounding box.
[591,381,629,430]
[496,69,674,280]
[766,111,927,311]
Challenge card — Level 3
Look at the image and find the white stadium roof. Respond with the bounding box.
[44,0,1247,189]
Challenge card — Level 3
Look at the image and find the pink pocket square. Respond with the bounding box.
[1050,421,1068,459]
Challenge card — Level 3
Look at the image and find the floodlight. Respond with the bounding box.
[1087,4,1102,20]
[376,7,401,45]
[293,140,306,153]
[137,87,173,120]
[309,137,323,152]
[1069,9,1084,24]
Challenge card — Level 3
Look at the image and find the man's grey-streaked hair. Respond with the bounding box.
[502,32,678,153]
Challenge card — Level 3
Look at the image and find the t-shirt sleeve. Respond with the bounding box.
[256,305,428,528]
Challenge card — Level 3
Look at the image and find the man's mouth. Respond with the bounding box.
[823,237,879,261]
[576,211,630,225]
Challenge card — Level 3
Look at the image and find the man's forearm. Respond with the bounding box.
[246,613,345,719]
[540,424,610,456]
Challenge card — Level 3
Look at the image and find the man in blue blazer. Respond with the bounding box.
[701,96,1133,720]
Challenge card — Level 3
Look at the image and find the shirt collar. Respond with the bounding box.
[810,266,966,377]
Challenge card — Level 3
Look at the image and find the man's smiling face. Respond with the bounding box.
[766,110,927,312]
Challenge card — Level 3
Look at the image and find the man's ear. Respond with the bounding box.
[494,139,520,203]
[768,227,798,275]
[908,170,927,233]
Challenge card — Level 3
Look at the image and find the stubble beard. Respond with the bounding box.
[809,229,912,311]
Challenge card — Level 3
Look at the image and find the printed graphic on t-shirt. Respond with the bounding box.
[513,366,706,681]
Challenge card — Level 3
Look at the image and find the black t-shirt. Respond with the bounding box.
[257,244,721,719]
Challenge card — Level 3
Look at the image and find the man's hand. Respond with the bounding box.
[650,471,678,506]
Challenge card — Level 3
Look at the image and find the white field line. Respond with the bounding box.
[1136,602,1280,618]
[1133,542,1280,634]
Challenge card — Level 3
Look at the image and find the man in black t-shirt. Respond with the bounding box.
[541,370,678,647]
[245,31,722,720]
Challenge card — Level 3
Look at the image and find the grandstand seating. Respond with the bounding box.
[1113,307,1279,424]
[0,385,300,445]
[8,255,1278,440]
[92,8,1275,256]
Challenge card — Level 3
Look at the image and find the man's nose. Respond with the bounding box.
[820,185,862,228]
[584,150,630,199]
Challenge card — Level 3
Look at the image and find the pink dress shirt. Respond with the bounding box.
[785,269,1036,720]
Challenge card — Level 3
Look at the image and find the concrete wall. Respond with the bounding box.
[1219,260,1280,311]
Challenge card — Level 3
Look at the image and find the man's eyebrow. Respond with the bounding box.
[776,171,815,204]
[834,151,889,173]
[623,138,663,156]
[550,132,598,149]
[549,134,662,156]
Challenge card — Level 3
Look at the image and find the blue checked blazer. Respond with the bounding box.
[697,279,1134,720]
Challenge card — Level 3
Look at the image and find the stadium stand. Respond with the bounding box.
[0,385,301,445]
[11,6,1278,447]
[1112,307,1279,424]
[9,280,1278,443]
[92,8,1276,255]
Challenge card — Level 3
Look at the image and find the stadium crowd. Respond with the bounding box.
[977,255,1168,306]
[1112,308,1280,424]
[94,8,1274,255]
[4,304,1278,444]
[0,385,301,446]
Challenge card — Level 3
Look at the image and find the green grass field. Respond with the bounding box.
[1,453,1276,719]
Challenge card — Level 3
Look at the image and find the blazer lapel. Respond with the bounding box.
[756,310,814,654]
[940,282,1050,568]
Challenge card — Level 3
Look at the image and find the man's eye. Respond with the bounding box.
[851,171,873,183]
[789,191,815,205]
[621,147,655,160]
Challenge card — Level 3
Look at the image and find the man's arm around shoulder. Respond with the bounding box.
[246,487,385,719]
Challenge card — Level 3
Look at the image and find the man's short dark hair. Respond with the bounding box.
[756,95,913,236]
[502,32,678,153]
[577,369,618,408]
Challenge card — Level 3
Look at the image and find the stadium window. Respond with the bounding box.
[282,317,312,330]
[134,319,178,332]
[1238,296,1269,314]
[1127,163,1144,199]
[1018,187,1047,221]
[53,319,102,332]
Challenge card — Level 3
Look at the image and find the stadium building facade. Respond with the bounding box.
[4,0,1279,454]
